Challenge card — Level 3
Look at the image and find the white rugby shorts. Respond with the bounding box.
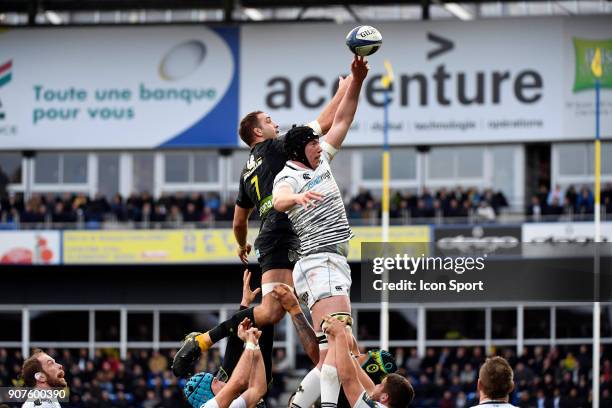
[292,252,352,309]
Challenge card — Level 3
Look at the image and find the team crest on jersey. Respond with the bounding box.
[361,393,377,408]
[243,155,263,179]
[303,173,311,180]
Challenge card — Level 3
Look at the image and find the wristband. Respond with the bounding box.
[245,342,259,350]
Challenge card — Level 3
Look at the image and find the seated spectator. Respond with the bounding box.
[527,195,542,221]
[576,186,594,214]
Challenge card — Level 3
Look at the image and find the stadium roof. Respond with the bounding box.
[0,0,610,25]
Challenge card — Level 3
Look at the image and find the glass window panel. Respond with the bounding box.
[604,143,612,175]
[165,153,190,183]
[457,147,484,178]
[558,144,586,176]
[556,307,592,338]
[231,150,249,181]
[194,152,219,183]
[426,310,485,339]
[35,153,60,183]
[96,311,120,341]
[524,309,550,339]
[133,153,154,194]
[492,309,516,339]
[63,153,87,183]
[0,153,22,184]
[31,311,88,342]
[0,313,21,341]
[492,146,515,199]
[160,312,219,342]
[362,149,382,180]
[391,149,417,180]
[128,312,153,342]
[98,153,120,198]
[428,148,454,179]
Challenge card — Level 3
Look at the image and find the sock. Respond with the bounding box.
[207,307,256,345]
[320,364,340,408]
[259,324,274,387]
[291,367,321,408]
[218,306,249,380]
[317,332,328,350]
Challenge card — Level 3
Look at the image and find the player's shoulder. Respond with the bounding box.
[472,404,518,408]
[21,400,61,408]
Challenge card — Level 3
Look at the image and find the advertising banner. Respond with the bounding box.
[0,230,61,264]
[433,225,521,255]
[0,26,239,149]
[62,226,429,264]
[241,17,612,145]
[522,221,612,242]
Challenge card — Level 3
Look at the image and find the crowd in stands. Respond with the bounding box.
[1,345,610,408]
[527,184,612,222]
[1,183,611,228]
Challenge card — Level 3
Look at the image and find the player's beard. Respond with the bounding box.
[44,370,67,388]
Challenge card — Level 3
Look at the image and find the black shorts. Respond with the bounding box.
[257,245,297,273]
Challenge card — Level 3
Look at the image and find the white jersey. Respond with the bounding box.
[472,402,518,408]
[203,396,247,408]
[353,391,387,408]
[273,142,353,255]
[22,399,61,408]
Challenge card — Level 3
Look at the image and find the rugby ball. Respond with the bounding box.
[345,25,382,56]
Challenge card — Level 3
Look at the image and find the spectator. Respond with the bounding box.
[527,195,542,221]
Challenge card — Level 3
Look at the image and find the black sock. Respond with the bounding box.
[259,323,274,386]
[218,306,249,381]
[209,307,256,344]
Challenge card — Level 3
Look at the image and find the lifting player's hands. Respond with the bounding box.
[237,317,253,342]
[241,269,261,307]
[237,242,252,264]
[271,284,301,315]
[322,314,348,337]
[351,55,369,83]
[337,75,352,91]
[246,327,262,345]
[295,190,324,210]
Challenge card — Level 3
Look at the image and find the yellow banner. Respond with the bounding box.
[63,226,430,264]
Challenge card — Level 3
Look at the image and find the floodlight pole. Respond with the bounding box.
[593,78,601,408]
[380,88,391,351]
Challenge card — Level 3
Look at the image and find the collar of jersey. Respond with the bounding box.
[286,161,310,171]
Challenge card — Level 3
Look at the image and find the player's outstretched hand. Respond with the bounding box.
[241,269,261,307]
[271,284,301,315]
[351,55,369,83]
[338,75,352,91]
[295,191,324,210]
[237,242,252,264]
[322,314,347,337]
[237,317,252,342]
[246,327,262,344]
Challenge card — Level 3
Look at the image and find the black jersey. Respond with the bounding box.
[236,137,299,257]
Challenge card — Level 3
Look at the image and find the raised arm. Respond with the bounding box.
[314,76,352,134]
[323,56,369,151]
[233,205,253,264]
[239,329,267,408]
[272,285,320,364]
[272,182,323,213]
[213,320,255,408]
[324,316,365,407]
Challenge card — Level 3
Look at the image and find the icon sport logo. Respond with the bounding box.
[573,38,612,92]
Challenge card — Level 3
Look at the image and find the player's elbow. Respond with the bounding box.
[273,195,286,212]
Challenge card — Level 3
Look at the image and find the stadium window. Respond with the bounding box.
[30,311,88,342]
[193,152,219,183]
[0,312,21,341]
[165,152,190,183]
[524,309,550,339]
[62,153,87,183]
[558,144,588,176]
[0,153,22,184]
[491,146,516,199]
[127,312,153,342]
[34,153,61,183]
[362,149,382,180]
[362,148,417,181]
[95,311,120,342]
[491,309,517,339]
[603,142,612,175]
[133,153,155,194]
[97,153,120,198]
[426,309,485,340]
[428,148,454,179]
[456,147,484,178]
[556,307,593,339]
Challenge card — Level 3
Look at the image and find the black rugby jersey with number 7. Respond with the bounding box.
[236,136,300,258]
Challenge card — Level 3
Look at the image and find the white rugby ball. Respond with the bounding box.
[345,25,382,56]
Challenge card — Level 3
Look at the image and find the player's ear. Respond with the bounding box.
[34,372,46,383]
[476,378,482,392]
